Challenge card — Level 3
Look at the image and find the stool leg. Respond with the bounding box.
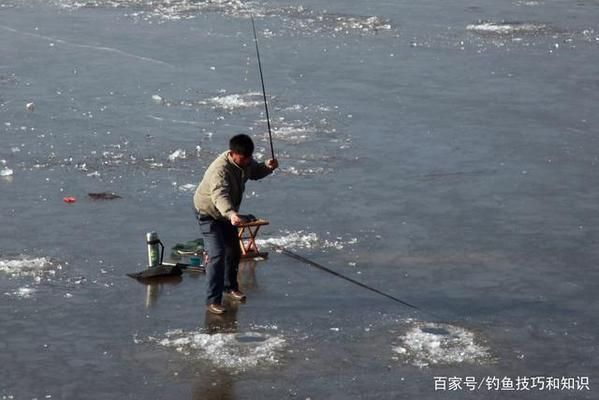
[248,226,261,254]
[238,227,248,256]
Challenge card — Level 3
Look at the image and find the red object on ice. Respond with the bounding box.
[63,197,76,203]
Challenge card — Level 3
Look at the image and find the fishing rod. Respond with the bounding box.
[273,245,445,320]
[250,15,276,160]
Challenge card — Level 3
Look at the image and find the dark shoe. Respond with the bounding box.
[206,303,226,315]
[224,290,246,301]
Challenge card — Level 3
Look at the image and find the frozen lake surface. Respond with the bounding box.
[1,0,598,398]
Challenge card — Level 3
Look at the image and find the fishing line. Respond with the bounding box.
[250,15,275,160]
[273,245,445,320]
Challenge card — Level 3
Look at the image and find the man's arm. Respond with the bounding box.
[249,158,278,180]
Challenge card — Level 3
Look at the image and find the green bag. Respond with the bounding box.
[170,238,205,259]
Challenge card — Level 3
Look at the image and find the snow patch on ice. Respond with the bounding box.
[4,286,37,299]
[280,165,333,176]
[394,321,491,368]
[257,230,357,250]
[467,21,548,35]
[0,167,13,177]
[51,0,393,37]
[206,92,262,111]
[177,183,196,192]
[168,149,186,161]
[143,329,286,373]
[0,256,60,281]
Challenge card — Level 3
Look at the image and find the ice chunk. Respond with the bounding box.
[168,149,186,161]
[0,167,13,177]
[178,183,196,192]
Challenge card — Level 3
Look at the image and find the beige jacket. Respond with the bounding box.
[193,151,272,219]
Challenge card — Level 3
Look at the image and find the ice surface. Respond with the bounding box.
[2,0,599,398]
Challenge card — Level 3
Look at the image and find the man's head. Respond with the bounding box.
[229,134,254,167]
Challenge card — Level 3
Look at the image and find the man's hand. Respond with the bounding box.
[266,158,279,171]
[230,212,245,226]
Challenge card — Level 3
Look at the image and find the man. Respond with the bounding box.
[193,134,278,314]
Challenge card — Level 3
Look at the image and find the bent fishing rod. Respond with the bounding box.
[273,245,446,320]
[250,15,275,160]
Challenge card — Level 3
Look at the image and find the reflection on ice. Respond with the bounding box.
[142,329,286,373]
[393,321,491,368]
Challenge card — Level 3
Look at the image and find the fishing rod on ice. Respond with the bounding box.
[250,15,276,160]
[273,245,446,320]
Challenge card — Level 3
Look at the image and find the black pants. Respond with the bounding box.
[197,214,241,305]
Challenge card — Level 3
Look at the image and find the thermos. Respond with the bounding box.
[146,231,164,267]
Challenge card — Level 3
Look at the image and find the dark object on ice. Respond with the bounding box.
[127,262,205,280]
[421,326,451,336]
[88,192,122,200]
[171,262,205,273]
[235,334,267,343]
[127,264,182,279]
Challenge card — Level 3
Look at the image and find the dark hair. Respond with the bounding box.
[229,134,254,156]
